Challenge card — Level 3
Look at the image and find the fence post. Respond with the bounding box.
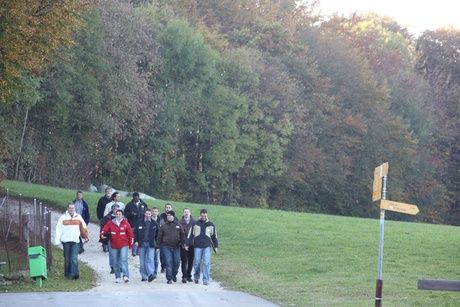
[45,209,52,269]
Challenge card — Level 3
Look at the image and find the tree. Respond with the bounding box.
[0,0,93,104]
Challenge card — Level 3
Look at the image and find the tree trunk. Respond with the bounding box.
[14,105,29,180]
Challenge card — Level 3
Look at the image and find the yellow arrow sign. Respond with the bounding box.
[380,199,419,215]
[372,162,389,201]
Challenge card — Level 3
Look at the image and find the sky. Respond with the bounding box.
[317,0,460,34]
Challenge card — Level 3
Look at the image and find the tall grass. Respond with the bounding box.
[2,180,459,306]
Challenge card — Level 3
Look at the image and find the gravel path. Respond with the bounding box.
[1,199,278,306]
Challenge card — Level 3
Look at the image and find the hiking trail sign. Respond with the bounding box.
[372,162,419,307]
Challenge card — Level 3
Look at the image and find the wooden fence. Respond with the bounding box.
[0,189,52,275]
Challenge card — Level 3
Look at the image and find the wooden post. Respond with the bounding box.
[418,279,460,291]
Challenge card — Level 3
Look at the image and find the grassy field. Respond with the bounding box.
[1,179,459,306]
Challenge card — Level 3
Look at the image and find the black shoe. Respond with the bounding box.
[194,279,199,284]
[172,276,177,282]
[73,275,79,280]
[187,277,193,282]
[167,280,172,284]
[148,274,155,282]
[110,267,114,274]
[141,278,147,282]
[182,278,187,283]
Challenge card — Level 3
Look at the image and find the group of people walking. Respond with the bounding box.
[54,187,219,286]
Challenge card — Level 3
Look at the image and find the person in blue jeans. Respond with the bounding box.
[54,202,89,280]
[186,208,218,285]
[151,207,161,275]
[101,209,133,283]
[157,211,185,284]
[134,209,159,282]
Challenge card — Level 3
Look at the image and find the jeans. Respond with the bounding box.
[110,246,129,279]
[138,244,156,279]
[154,248,159,274]
[108,241,114,269]
[62,241,79,278]
[132,243,139,256]
[193,247,211,283]
[180,246,194,279]
[160,247,165,271]
[161,246,180,281]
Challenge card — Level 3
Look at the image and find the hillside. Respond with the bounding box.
[1,180,459,306]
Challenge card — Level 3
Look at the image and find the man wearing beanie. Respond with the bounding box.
[157,210,185,284]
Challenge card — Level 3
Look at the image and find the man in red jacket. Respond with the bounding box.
[101,209,133,283]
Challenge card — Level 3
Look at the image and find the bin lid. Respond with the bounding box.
[28,245,46,256]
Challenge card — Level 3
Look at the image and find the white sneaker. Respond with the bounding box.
[123,276,129,283]
[115,278,121,283]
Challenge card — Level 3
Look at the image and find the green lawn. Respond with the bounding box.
[1,179,459,306]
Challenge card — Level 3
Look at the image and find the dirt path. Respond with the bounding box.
[49,209,277,306]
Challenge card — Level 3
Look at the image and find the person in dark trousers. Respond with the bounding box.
[186,208,218,285]
[96,187,113,252]
[73,190,90,254]
[158,202,173,273]
[55,202,89,280]
[125,192,148,256]
[133,209,159,282]
[179,208,195,283]
[151,206,161,276]
[157,211,185,284]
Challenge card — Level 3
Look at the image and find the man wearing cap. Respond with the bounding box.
[157,210,185,284]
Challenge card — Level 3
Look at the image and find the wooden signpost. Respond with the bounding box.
[372,162,419,307]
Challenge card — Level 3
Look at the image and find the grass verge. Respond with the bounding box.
[0,245,95,292]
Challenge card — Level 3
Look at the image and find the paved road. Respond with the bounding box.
[1,289,277,307]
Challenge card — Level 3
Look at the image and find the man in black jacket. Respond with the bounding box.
[96,187,112,252]
[125,192,148,256]
[186,208,218,285]
[134,209,158,282]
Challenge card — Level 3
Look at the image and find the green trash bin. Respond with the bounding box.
[28,245,47,281]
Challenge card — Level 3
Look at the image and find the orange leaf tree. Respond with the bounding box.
[0,0,93,104]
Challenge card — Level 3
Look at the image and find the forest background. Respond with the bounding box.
[0,0,458,225]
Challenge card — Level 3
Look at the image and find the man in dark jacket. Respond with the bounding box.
[73,191,90,254]
[96,187,113,252]
[134,209,158,282]
[157,211,185,284]
[125,192,148,256]
[179,208,195,283]
[186,208,218,285]
[158,202,173,273]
